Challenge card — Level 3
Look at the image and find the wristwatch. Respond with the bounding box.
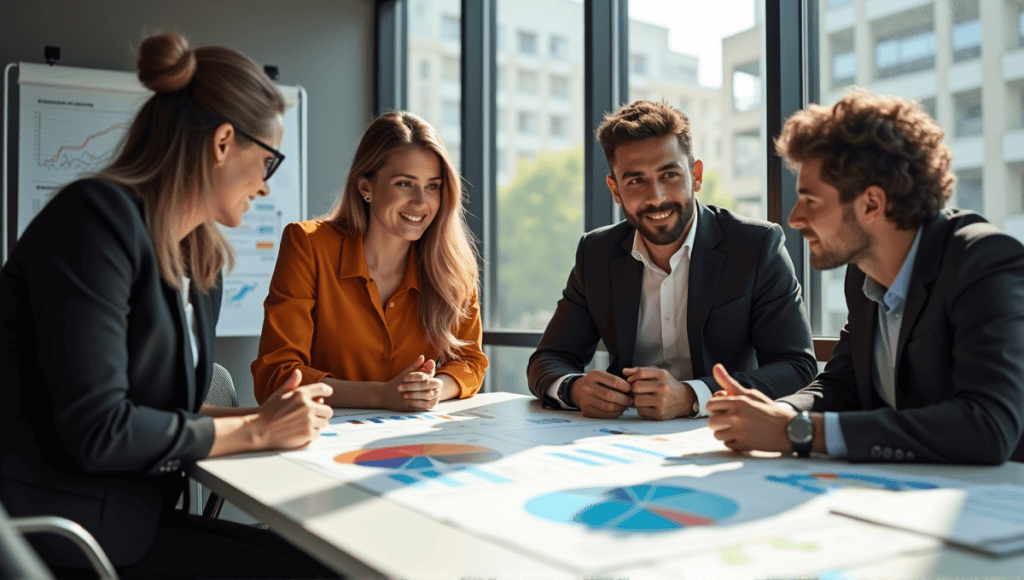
[786,411,814,457]
[557,375,582,409]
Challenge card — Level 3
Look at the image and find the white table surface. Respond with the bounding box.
[190,392,1024,579]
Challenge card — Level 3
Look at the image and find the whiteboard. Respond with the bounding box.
[3,62,307,337]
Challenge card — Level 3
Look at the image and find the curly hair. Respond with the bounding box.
[596,100,693,175]
[774,89,953,229]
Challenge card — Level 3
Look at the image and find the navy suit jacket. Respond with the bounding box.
[778,209,1024,464]
[0,179,217,566]
[528,202,816,402]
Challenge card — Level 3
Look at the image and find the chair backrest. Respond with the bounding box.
[206,363,238,408]
[0,501,54,580]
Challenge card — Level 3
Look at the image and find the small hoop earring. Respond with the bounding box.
[364,195,371,203]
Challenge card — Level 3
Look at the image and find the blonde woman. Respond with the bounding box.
[253,112,487,409]
[0,32,333,578]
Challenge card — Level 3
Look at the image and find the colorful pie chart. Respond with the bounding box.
[333,443,501,469]
[526,484,739,532]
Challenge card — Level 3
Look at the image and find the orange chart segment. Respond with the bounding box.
[334,444,502,469]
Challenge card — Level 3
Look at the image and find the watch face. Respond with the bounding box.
[787,415,814,444]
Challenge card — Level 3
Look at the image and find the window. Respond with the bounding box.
[732,129,761,179]
[517,70,539,94]
[874,30,935,78]
[497,66,507,91]
[830,29,856,87]
[443,57,460,81]
[833,52,856,84]
[442,14,460,40]
[442,100,460,127]
[951,0,981,61]
[549,35,568,60]
[549,115,569,138]
[1019,9,1024,46]
[550,74,570,99]
[732,61,761,112]
[955,168,984,214]
[407,1,460,171]
[952,20,982,60]
[517,30,537,54]
[517,110,539,133]
[953,88,983,137]
[630,54,648,75]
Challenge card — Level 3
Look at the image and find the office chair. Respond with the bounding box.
[0,500,118,580]
[192,363,238,519]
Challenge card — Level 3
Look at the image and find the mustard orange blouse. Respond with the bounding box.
[252,220,488,404]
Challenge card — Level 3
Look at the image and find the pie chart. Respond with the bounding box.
[526,484,739,532]
[333,443,501,469]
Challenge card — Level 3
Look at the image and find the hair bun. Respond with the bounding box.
[137,31,197,93]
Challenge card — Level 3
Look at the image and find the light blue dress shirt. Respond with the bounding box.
[824,228,923,458]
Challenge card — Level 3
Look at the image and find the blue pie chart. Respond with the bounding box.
[525,484,739,532]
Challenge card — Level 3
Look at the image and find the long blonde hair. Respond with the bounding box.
[98,31,285,291]
[329,112,479,362]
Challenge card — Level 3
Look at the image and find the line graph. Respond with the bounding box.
[35,109,131,172]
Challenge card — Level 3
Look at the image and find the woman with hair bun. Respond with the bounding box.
[0,32,334,578]
[252,112,487,410]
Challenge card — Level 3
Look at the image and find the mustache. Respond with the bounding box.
[636,202,682,218]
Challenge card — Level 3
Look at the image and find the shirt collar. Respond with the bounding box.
[338,231,420,292]
[862,226,922,313]
[630,206,699,272]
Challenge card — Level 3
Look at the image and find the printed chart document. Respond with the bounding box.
[829,484,1024,556]
[280,397,976,575]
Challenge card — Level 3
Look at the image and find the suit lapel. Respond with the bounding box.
[610,231,643,370]
[687,203,725,377]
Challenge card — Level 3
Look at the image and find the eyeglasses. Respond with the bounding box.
[233,126,285,181]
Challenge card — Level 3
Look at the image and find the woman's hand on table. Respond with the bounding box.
[379,355,443,411]
[253,369,334,450]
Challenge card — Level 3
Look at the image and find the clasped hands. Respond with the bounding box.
[380,354,444,411]
[569,367,697,420]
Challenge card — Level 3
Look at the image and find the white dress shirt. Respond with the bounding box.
[547,210,712,416]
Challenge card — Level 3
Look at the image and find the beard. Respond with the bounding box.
[807,204,871,270]
[624,200,694,246]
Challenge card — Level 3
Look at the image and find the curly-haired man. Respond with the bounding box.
[708,90,1024,464]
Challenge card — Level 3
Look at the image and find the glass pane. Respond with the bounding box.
[811,0,1019,338]
[407,0,462,171]
[628,0,766,221]
[495,0,585,337]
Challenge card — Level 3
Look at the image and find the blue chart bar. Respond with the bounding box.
[464,467,513,484]
[611,443,665,458]
[421,470,464,488]
[390,473,418,485]
[548,452,602,467]
[576,449,632,464]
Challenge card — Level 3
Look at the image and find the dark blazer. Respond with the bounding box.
[0,179,217,567]
[778,209,1024,464]
[528,202,816,401]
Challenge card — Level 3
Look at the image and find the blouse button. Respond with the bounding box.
[389,302,395,308]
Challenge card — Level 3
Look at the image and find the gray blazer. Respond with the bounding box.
[528,201,816,402]
[778,209,1024,464]
[0,179,217,567]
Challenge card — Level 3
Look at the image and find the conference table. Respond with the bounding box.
[189,392,1024,579]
